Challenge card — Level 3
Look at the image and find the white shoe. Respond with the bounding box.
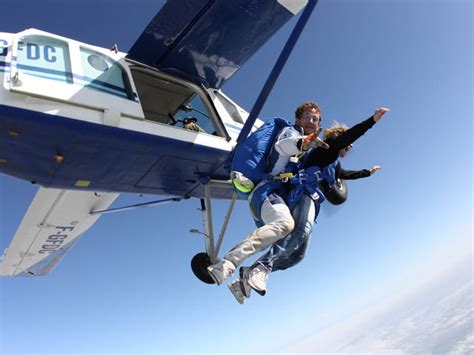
[207,259,235,285]
[227,280,246,304]
[246,264,271,296]
[238,267,253,298]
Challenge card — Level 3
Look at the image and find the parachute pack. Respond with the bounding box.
[231,118,293,194]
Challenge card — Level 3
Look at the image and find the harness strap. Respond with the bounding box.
[261,171,295,183]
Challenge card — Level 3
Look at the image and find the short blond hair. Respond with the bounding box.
[295,101,321,119]
[323,123,348,141]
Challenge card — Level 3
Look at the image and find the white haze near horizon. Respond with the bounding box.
[283,233,473,354]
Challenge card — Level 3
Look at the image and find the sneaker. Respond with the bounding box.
[239,267,253,298]
[207,259,235,285]
[227,280,246,304]
[246,264,271,296]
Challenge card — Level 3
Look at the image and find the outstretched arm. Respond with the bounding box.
[337,164,381,180]
[331,107,391,151]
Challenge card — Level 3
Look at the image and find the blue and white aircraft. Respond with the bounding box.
[0,0,323,280]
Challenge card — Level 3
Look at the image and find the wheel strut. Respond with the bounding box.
[190,179,237,283]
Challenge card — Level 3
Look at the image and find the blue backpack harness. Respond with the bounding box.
[231,118,294,188]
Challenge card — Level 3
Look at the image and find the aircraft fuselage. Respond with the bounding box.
[0,29,257,199]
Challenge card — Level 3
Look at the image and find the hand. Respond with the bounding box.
[369,165,381,175]
[231,171,254,192]
[373,107,390,123]
[302,130,329,150]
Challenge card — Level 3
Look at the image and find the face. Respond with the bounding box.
[296,108,321,135]
[339,144,353,158]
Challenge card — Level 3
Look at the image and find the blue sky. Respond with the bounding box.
[1,0,472,354]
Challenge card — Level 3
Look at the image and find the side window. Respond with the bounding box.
[17,35,72,83]
[80,47,132,100]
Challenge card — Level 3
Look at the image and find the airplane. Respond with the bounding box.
[0,0,346,280]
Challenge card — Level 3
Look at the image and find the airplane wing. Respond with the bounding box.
[127,0,308,88]
[0,187,118,276]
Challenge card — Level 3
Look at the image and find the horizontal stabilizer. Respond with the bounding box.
[0,188,118,276]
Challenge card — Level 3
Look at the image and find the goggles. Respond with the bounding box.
[300,112,321,123]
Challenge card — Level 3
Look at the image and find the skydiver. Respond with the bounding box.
[230,108,390,303]
[206,102,323,293]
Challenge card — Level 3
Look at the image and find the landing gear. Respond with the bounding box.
[190,179,237,283]
[191,252,215,284]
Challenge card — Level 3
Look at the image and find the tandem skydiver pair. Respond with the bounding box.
[207,102,390,304]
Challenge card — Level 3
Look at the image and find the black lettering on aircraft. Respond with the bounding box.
[26,43,57,63]
[47,234,68,240]
[38,226,75,253]
[44,45,56,63]
[27,43,40,60]
[56,226,74,232]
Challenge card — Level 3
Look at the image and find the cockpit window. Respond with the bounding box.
[17,35,72,84]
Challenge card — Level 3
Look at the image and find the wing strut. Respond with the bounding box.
[236,0,319,144]
[90,197,184,216]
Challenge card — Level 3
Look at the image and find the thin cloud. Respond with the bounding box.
[284,248,473,353]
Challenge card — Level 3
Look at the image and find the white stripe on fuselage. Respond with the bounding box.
[0,98,232,153]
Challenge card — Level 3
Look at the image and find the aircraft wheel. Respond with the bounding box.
[323,179,348,205]
[191,252,215,284]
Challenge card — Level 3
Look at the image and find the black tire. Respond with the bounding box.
[191,252,215,284]
[322,179,348,205]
